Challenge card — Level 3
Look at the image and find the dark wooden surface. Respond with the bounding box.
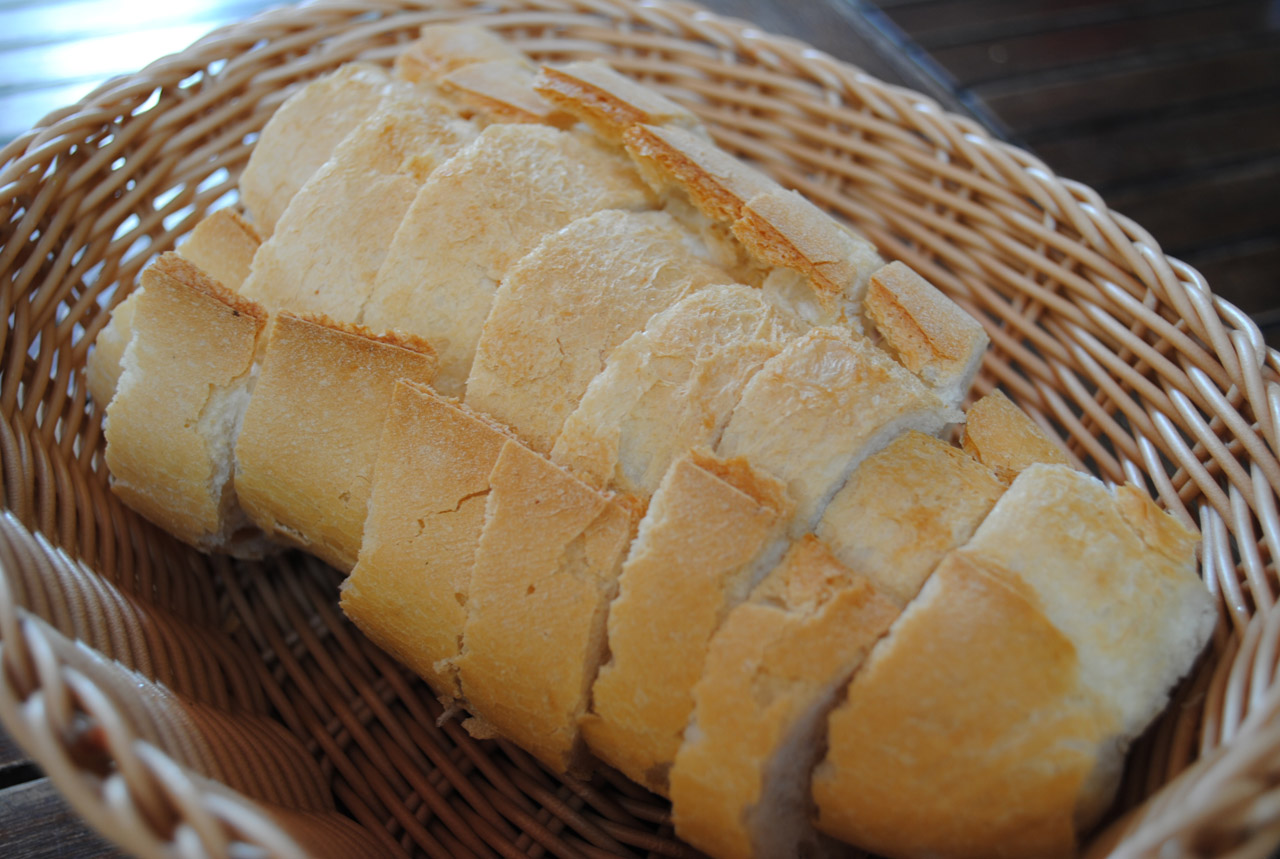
[1,0,1276,856]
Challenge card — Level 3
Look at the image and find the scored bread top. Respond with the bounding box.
[239,63,393,235]
[341,380,514,698]
[455,439,638,774]
[962,388,1073,482]
[865,261,989,408]
[465,208,734,452]
[534,61,704,143]
[816,430,1006,606]
[551,283,804,493]
[239,89,477,321]
[670,536,899,859]
[233,313,437,572]
[718,327,959,535]
[581,450,791,793]
[361,123,654,395]
[104,253,266,550]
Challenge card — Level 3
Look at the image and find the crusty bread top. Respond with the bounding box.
[962,388,1073,482]
[176,209,261,292]
[814,552,1103,859]
[457,437,635,774]
[718,326,958,534]
[816,430,1005,606]
[395,24,529,84]
[865,261,989,407]
[581,449,791,793]
[465,208,732,451]
[534,61,703,143]
[551,283,804,493]
[671,536,899,859]
[342,380,513,698]
[233,312,437,571]
[623,123,779,221]
[362,122,654,395]
[239,63,392,235]
[104,253,265,548]
[440,60,576,127]
[733,189,884,318]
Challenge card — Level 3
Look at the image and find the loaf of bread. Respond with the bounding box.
[89,25,1216,859]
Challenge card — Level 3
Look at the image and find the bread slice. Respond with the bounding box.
[534,60,704,143]
[239,63,393,235]
[865,261,989,408]
[465,208,733,451]
[718,327,960,534]
[341,381,512,699]
[815,430,1005,606]
[239,91,477,321]
[962,388,1073,482]
[581,450,791,793]
[551,283,804,493]
[814,464,1216,858]
[233,313,437,572]
[454,439,638,774]
[104,253,267,553]
[439,60,575,127]
[395,24,530,85]
[88,209,263,407]
[670,536,899,859]
[361,123,653,394]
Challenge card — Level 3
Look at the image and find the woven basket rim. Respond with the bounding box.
[2,2,1279,858]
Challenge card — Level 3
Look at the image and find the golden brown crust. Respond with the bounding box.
[177,209,262,292]
[534,62,702,143]
[671,536,899,859]
[341,381,513,698]
[456,439,635,774]
[865,261,989,407]
[234,313,437,571]
[962,389,1072,483]
[581,451,791,793]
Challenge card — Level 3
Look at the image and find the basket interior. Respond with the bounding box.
[1,1,1279,857]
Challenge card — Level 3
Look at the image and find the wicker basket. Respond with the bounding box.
[1,1,1278,856]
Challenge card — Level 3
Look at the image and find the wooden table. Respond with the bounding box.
[2,0,1276,855]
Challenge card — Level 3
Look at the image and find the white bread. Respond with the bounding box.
[361,123,654,394]
[395,25,529,85]
[962,388,1073,482]
[455,439,638,774]
[439,60,575,127]
[239,91,477,321]
[814,464,1215,859]
[865,261,989,408]
[239,63,393,235]
[670,536,899,859]
[233,314,437,572]
[551,283,803,493]
[465,208,733,451]
[87,209,262,407]
[104,253,266,553]
[341,380,513,698]
[718,327,960,534]
[816,430,1005,606]
[534,60,704,143]
[581,450,791,793]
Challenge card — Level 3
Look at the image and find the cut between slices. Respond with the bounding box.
[534,60,705,143]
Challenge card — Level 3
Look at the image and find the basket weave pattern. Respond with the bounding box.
[1,1,1278,856]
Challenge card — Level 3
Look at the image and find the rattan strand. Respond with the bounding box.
[1,1,1278,856]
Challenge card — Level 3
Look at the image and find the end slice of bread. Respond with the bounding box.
[962,388,1073,482]
[670,536,898,859]
[104,253,267,553]
[395,25,530,85]
[440,60,576,126]
[581,450,791,793]
[341,381,512,699]
[234,313,437,571]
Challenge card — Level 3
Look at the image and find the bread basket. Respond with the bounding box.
[2,0,1278,856]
